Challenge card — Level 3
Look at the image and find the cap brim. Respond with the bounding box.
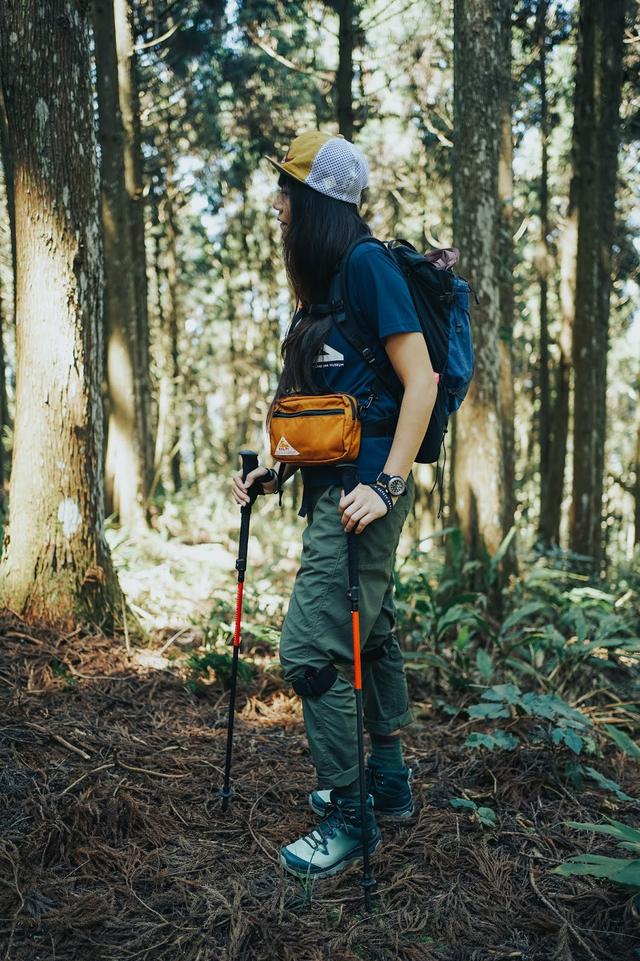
[265,156,306,185]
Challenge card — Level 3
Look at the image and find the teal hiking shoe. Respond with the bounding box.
[280,791,382,879]
[309,757,414,821]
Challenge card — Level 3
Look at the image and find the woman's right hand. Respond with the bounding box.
[231,467,277,506]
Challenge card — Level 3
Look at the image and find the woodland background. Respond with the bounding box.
[0,2,639,960]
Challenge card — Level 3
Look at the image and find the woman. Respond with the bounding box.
[232,130,437,879]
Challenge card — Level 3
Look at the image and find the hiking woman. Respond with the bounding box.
[231,130,437,878]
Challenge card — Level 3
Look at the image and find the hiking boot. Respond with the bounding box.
[280,791,382,879]
[309,757,414,821]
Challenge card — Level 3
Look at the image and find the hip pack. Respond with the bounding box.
[269,393,361,464]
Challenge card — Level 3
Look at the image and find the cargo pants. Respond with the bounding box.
[279,475,415,789]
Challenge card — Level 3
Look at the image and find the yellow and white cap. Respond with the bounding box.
[267,130,369,206]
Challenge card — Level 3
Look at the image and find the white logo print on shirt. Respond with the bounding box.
[313,344,345,368]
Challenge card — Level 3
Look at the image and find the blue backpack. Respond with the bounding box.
[318,235,475,464]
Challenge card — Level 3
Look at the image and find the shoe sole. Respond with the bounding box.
[279,835,383,880]
[308,793,414,822]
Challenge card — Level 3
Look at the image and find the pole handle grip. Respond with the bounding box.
[239,450,261,507]
[240,449,259,483]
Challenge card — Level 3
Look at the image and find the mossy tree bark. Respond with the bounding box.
[0,0,123,628]
[452,0,514,565]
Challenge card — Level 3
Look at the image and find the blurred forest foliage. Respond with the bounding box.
[0,0,638,579]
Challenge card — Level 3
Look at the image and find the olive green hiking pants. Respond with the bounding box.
[279,476,415,789]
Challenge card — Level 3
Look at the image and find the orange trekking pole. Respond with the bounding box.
[340,465,376,911]
[219,449,259,813]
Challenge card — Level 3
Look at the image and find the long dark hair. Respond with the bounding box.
[274,172,370,397]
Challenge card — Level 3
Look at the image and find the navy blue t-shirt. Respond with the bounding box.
[301,241,421,488]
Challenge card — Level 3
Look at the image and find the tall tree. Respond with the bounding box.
[497,0,517,570]
[452,0,514,562]
[634,419,640,549]
[569,0,626,567]
[0,88,17,298]
[533,1,572,548]
[0,0,122,626]
[0,273,7,498]
[93,0,148,528]
[536,0,553,544]
[335,0,357,140]
[114,0,155,501]
[163,188,183,493]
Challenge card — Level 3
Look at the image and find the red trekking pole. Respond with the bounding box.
[219,449,260,813]
[340,465,377,911]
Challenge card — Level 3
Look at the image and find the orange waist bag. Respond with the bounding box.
[269,393,361,464]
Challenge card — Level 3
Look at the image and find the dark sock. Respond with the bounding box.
[332,778,360,800]
[370,732,404,769]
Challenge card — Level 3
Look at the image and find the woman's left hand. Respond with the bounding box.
[339,483,393,534]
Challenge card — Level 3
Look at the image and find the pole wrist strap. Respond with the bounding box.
[369,483,393,514]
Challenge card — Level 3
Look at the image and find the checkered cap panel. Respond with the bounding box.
[305,138,369,205]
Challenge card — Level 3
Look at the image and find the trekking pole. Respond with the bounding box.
[340,465,377,912]
[219,449,260,813]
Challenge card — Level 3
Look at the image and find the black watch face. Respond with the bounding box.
[388,476,406,496]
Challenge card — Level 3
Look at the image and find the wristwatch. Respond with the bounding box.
[375,472,407,497]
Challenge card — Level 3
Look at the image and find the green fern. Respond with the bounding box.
[553,819,640,890]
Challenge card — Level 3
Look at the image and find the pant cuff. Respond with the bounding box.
[316,760,360,791]
[364,706,414,737]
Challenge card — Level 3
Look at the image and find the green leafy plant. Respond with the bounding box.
[186,649,255,692]
[49,657,78,690]
[553,819,640,890]
[464,683,594,755]
[450,796,497,827]
[500,564,640,693]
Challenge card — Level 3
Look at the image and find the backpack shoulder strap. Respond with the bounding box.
[335,236,402,399]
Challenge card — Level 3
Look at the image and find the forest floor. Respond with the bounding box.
[1,606,639,961]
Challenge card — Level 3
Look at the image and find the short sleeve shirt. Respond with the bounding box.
[301,241,421,488]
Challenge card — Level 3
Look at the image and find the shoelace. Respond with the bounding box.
[301,807,349,852]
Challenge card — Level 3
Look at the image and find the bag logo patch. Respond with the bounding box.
[314,344,344,368]
[275,435,300,457]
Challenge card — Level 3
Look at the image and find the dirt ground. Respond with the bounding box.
[1,614,639,961]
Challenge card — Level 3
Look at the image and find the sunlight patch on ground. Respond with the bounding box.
[106,526,237,635]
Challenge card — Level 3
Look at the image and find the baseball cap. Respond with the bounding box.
[266,130,369,206]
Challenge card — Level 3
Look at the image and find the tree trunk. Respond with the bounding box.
[497,0,517,576]
[536,0,555,546]
[452,0,513,563]
[151,218,169,490]
[0,87,17,301]
[0,0,122,627]
[0,273,6,498]
[336,0,356,140]
[93,0,147,529]
[536,0,570,549]
[569,0,625,569]
[113,0,154,499]
[552,115,577,547]
[164,192,182,493]
[634,420,640,549]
